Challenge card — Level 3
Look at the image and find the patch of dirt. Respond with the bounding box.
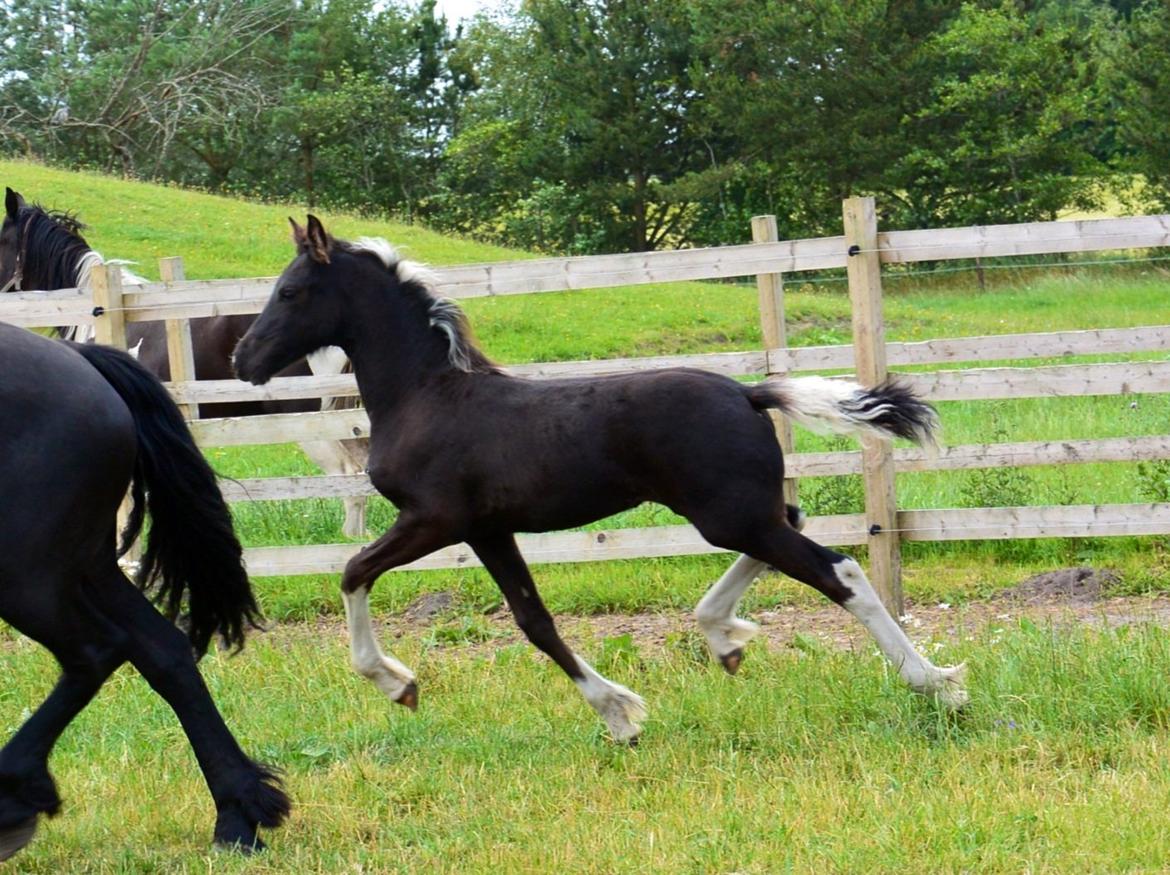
[993,567,1120,606]
[356,567,1170,657]
[402,591,456,624]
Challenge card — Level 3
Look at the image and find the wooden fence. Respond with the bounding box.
[3,197,1169,614]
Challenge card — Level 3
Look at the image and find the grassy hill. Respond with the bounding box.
[1,159,526,279]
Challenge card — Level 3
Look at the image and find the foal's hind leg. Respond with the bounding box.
[695,505,806,674]
[341,515,453,709]
[741,525,967,708]
[470,535,646,744]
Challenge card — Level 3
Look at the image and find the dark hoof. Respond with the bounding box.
[214,835,266,855]
[396,682,419,711]
[719,648,744,675]
[0,816,37,862]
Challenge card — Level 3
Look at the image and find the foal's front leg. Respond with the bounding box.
[469,535,647,744]
[342,516,451,709]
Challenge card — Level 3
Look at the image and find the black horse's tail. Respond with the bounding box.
[745,375,941,449]
[71,341,261,657]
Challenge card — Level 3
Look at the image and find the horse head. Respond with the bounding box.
[0,188,27,292]
[0,187,91,293]
[234,215,354,385]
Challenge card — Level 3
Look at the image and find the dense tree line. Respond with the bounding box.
[1,0,1166,254]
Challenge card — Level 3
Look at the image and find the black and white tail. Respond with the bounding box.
[745,376,940,448]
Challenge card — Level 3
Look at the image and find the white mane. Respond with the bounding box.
[349,237,477,373]
[65,252,147,346]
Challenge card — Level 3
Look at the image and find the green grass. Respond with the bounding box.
[5,618,1170,872]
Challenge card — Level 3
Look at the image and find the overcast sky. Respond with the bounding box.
[433,0,505,23]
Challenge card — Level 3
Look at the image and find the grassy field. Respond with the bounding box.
[5,618,1170,872]
[2,159,1170,870]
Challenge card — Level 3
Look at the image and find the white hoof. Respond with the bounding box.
[697,615,759,671]
[355,656,416,704]
[919,662,969,710]
[598,684,648,744]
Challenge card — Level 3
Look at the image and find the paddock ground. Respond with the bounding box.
[5,563,1170,873]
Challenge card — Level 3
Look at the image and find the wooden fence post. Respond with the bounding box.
[841,197,903,616]
[90,262,139,562]
[90,263,127,350]
[751,215,798,509]
[160,256,198,420]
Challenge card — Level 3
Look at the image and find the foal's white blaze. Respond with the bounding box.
[834,558,968,708]
[695,554,768,660]
[343,587,416,701]
[572,656,647,743]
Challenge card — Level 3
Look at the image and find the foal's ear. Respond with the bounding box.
[288,216,331,264]
[289,216,307,247]
[5,188,24,220]
[304,214,331,264]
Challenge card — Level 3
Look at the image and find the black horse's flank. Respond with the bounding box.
[234,215,966,745]
[0,323,288,860]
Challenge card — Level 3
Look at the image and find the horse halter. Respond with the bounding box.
[0,215,31,293]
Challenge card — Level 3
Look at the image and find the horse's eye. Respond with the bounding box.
[278,286,297,301]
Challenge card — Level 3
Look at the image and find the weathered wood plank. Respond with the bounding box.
[159,257,199,419]
[788,435,1170,478]
[215,436,1170,504]
[218,474,378,502]
[897,503,1170,541]
[189,409,370,446]
[880,215,1170,264]
[239,502,1170,576]
[900,360,1170,401]
[753,215,798,507]
[770,325,1170,373]
[90,264,127,350]
[0,289,93,327]
[241,514,868,576]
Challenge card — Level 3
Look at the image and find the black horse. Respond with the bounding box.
[235,216,967,744]
[0,187,370,536]
[0,322,288,860]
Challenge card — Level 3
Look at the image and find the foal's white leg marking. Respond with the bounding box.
[343,587,416,703]
[835,558,968,709]
[572,655,647,743]
[695,554,768,668]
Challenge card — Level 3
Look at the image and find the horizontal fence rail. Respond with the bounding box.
[239,503,1170,577]
[3,204,1168,609]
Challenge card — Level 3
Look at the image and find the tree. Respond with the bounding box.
[430,0,713,253]
[888,1,1110,227]
[1107,0,1170,210]
[0,1,294,178]
[693,0,960,239]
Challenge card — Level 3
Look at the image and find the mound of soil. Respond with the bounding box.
[403,590,456,624]
[993,567,1120,606]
